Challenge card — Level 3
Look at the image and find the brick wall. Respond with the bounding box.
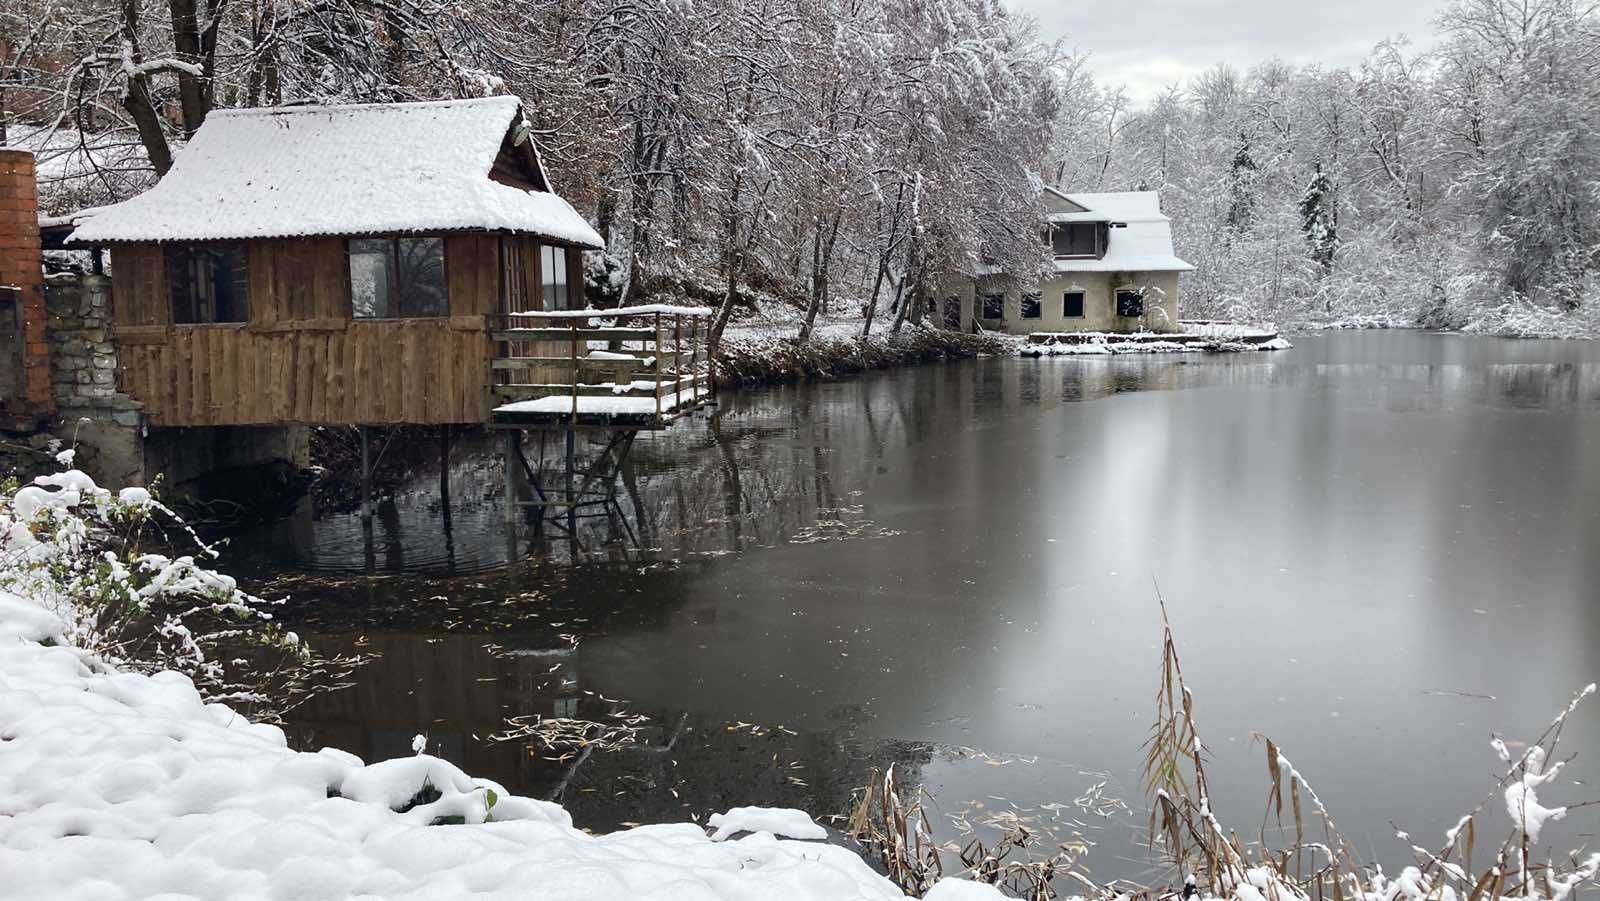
[0,148,52,421]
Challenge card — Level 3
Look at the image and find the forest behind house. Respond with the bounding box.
[5,0,1598,338]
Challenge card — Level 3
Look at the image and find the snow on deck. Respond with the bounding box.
[493,387,703,419]
[0,571,1002,899]
[509,304,714,319]
[68,97,603,248]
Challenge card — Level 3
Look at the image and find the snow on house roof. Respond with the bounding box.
[1046,189,1165,224]
[1046,189,1193,273]
[68,96,604,249]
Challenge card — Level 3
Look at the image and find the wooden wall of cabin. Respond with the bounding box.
[107,235,509,426]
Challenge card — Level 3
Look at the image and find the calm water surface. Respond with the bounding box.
[240,331,1600,881]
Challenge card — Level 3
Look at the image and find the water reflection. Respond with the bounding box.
[248,332,1600,883]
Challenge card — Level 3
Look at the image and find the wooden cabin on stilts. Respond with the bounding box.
[65,96,714,544]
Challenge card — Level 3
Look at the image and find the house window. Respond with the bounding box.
[1115,289,1146,318]
[1063,290,1085,318]
[981,293,1005,320]
[349,237,448,318]
[166,245,249,324]
[1020,293,1041,319]
[1051,223,1098,258]
[541,244,571,310]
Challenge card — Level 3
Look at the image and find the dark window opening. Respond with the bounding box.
[1020,293,1041,319]
[981,293,1005,320]
[942,296,962,328]
[1063,290,1086,318]
[349,237,448,319]
[1116,289,1146,318]
[541,244,571,310]
[1051,223,1099,258]
[166,245,249,324]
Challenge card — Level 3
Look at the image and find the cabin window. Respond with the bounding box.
[541,245,571,310]
[981,293,1005,320]
[348,237,448,319]
[166,245,249,324]
[1051,224,1098,258]
[1020,293,1042,320]
[1115,288,1146,318]
[1063,290,1086,318]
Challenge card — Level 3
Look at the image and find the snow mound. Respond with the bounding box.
[708,806,829,841]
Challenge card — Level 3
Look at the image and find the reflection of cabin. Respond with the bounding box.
[943,188,1194,335]
[68,96,707,431]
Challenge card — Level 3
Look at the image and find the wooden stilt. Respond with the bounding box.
[439,424,452,523]
[359,426,373,525]
[504,429,522,524]
[564,426,577,536]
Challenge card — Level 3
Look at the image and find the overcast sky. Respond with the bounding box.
[1009,0,1444,103]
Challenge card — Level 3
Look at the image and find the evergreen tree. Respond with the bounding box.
[1299,163,1338,271]
[1227,131,1258,232]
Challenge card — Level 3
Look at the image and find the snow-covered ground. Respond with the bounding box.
[0,469,1005,900]
[1020,322,1291,356]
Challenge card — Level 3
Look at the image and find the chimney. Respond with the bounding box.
[0,148,52,422]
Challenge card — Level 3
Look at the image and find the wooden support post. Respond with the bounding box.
[564,426,577,536]
[568,320,579,421]
[439,424,452,523]
[654,312,663,422]
[503,429,523,525]
[359,426,373,525]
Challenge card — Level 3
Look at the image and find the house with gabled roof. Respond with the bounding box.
[48,96,713,516]
[67,95,607,429]
[942,187,1194,335]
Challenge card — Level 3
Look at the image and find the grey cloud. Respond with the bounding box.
[1011,0,1443,100]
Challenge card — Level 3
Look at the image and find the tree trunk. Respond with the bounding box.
[120,0,176,175]
[859,259,890,338]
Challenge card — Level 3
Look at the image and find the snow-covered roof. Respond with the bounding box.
[68,97,603,249]
[1045,188,1193,273]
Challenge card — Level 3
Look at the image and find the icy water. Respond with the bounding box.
[241,331,1600,882]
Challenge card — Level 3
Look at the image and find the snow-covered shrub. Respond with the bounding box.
[1460,292,1600,339]
[0,463,355,720]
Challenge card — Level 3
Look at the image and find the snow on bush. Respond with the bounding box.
[0,466,351,720]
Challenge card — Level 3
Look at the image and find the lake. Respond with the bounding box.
[241,330,1600,882]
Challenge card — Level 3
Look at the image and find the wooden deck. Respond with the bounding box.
[488,306,715,430]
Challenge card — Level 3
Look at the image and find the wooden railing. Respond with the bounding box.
[489,304,716,425]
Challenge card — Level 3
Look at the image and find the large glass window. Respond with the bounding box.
[348,237,448,319]
[166,245,249,324]
[1051,223,1098,258]
[1063,290,1086,318]
[541,244,570,310]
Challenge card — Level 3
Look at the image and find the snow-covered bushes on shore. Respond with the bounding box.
[716,322,1015,386]
[0,464,354,720]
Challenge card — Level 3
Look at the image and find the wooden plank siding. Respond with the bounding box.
[107,234,509,426]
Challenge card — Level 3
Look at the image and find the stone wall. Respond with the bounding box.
[45,273,141,425]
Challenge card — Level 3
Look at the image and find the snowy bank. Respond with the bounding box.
[717,321,1013,387]
[1019,322,1290,356]
[0,471,1006,900]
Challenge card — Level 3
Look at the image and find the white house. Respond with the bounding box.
[943,187,1194,335]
